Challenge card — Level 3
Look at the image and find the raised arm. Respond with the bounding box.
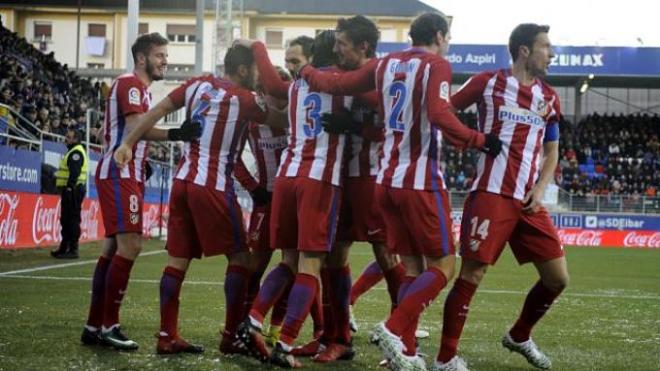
[299,58,378,96]
[250,41,290,99]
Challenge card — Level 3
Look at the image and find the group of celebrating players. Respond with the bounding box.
[78,11,570,371]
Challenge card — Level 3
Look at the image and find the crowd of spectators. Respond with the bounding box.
[0,23,105,144]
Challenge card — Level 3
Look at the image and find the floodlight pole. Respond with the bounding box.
[126,0,139,72]
[195,0,205,74]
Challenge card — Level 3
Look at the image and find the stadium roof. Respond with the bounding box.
[0,0,441,17]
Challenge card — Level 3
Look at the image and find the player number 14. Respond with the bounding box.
[470,217,490,240]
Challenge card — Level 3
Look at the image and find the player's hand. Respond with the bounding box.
[481,133,502,157]
[113,143,133,168]
[321,109,360,135]
[250,186,272,207]
[522,185,545,214]
[168,119,203,141]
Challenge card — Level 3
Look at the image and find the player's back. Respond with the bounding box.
[455,69,561,200]
[246,122,288,191]
[375,48,447,191]
[345,97,382,178]
[174,76,262,192]
[97,73,151,182]
[278,69,352,186]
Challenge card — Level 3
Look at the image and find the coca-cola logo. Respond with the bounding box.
[557,229,603,246]
[32,197,61,244]
[80,201,100,241]
[0,193,20,246]
[623,232,660,248]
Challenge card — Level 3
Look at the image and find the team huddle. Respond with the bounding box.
[80,12,570,371]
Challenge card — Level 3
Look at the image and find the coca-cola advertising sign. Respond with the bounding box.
[0,191,168,249]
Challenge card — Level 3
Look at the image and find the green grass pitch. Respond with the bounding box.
[1,241,658,370]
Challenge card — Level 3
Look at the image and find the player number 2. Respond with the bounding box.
[388,81,407,132]
[129,194,139,213]
[470,217,490,240]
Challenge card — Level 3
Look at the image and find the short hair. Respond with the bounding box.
[336,15,379,58]
[409,12,449,46]
[131,32,168,64]
[311,30,338,68]
[288,35,314,60]
[509,24,550,61]
[67,128,82,143]
[224,44,254,75]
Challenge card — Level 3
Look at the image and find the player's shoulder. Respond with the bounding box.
[114,73,144,88]
[536,78,559,97]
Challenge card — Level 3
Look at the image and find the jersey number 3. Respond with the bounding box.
[303,93,322,138]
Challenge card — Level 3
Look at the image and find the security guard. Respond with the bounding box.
[51,129,88,259]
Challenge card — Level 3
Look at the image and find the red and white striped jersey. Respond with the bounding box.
[97,73,151,182]
[168,75,268,192]
[235,123,288,192]
[345,92,383,178]
[451,69,561,200]
[277,76,352,186]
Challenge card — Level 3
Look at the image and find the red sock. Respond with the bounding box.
[310,288,324,338]
[383,263,405,309]
[102,255,134,329]
[349,261,383,305]
[320,268,335,343]
[159,266,185,337]
[386,267,447,338]
[509,281,562,342]
[86,256,111,328]
[250,263,294,325]
[279,273,320,346]
[438,278,478,362]
[224,264,250,336]
[397,275,417,355]
[329,265,352,344]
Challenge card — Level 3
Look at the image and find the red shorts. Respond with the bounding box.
[336,177,385,243]
[460,191,564,265]
[375,184,454,258]
[247,204,272,251]
[167,180,246,259]
[96,177,144,237]
[269,177,341,252]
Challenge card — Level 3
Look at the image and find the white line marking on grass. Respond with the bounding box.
[2,273,659,301]
[0,250,166,276]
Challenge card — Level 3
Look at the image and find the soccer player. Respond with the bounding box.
[81,33,200,350]
[310,15,406,363]
[235,31,352,368]
[435,24,569,371]
[113,44,287,354]
[298,13,502,370]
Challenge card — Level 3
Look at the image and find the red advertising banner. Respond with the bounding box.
[0,191,167,249]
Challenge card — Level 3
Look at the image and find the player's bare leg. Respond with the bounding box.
[270,251,325,368]
[503,257,568,369]
[311,241,356,363]
[97,233,143,350]
[81,237,118,346]
[156,256,204,355]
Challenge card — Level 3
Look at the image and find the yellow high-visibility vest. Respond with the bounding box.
[55,144,88,187]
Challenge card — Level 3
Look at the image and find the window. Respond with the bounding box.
[166,24,196,43]
[168,64,194,72]
[88,23,106,37]
[138,22,149,35]
[265,29,283,48]
[380,28,397,42]
[87,63,105,69]
[34,22,52,40]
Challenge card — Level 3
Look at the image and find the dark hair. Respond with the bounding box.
[336,15,379,58]
[409,12,449,46]
[131,32,168,64]
[67,128,82,143]
[509,23,550,61]
[224,44,254,75]
[312,30,338,68]
[288,35,314,60]
[275,66,292,81]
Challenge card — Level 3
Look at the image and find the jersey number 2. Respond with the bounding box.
[388,81,407,132]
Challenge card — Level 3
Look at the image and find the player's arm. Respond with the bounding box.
[245,41,290,99]
[523,105,561,213]
[299,58,378,96]
[234,129,260,192]
[427,61,497,153]
[262,95,289,129]
[450,72,490,111]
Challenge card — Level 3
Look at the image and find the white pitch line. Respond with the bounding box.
[0,250,166,276]
[1,273,659,301]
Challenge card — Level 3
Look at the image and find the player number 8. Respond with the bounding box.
[129,194,139,213]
